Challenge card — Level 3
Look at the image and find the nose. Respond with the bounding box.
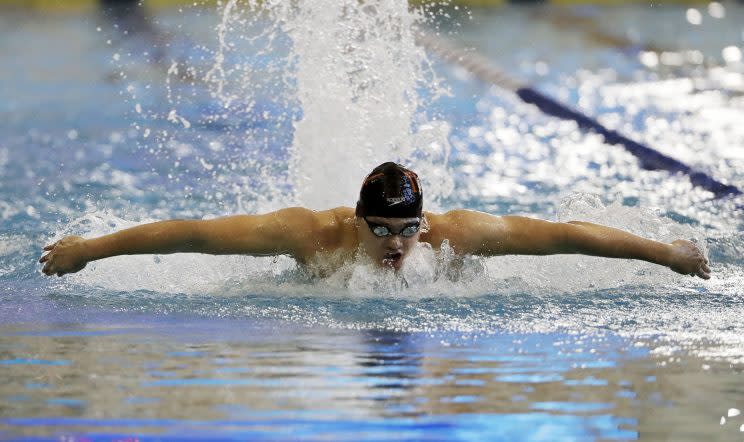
[384,234,403,249]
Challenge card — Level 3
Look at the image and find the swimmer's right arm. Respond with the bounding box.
[39,208,322,276]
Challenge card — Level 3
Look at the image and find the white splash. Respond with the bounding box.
[188,0,452,212]
[284,0,451,210]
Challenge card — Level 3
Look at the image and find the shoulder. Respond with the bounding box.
[285,207,357,260]
[321,207,357,249]
[311,207,355,235]
[425,209,505,231]
[271,206,353,227]
[421,209,507,252]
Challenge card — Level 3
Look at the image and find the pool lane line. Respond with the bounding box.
[529,7,666,56]
[415,32,742,198]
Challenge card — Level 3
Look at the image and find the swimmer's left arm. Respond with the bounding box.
[436,210,710,279]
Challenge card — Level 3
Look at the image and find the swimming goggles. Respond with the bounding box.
[365,218,420,238]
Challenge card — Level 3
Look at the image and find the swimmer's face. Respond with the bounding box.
[358,216,422,271]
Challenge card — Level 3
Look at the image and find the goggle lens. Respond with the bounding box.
[368,220,420,238]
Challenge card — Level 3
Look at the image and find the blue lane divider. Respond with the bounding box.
[516,87,741,198]
[415,32,742,198]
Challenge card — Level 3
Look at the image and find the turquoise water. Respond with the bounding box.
[1,2,744,440]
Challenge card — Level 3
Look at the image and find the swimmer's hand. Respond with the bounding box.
[667,239,710,279]
[39,236,89,277]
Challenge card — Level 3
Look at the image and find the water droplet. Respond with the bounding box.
[722,46,742,63]
[708,2,725,18]
[686,8,702,25]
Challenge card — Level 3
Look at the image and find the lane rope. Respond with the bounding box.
[415,31,742,198]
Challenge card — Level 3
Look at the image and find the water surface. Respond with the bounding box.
[1,1,743,440]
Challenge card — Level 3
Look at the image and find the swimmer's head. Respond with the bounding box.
[355,162,422,219]
[356,162,423,271]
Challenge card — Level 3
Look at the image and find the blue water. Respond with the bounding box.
[2,2,744,441]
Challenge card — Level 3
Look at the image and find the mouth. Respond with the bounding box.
[382,252,403,268]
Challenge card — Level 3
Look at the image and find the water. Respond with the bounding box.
[1,1,744,440]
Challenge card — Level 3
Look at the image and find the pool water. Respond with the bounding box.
[1,1,744,440]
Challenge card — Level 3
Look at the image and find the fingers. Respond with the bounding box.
[41,258,57,276]
[41,241,58,275]
[40,257,74,278]
[41,241,56,267]
[696,267,711,280]
[42,267,63,277]
[677,252,711,280]
[40,243,54,263]
[695,260,711,280]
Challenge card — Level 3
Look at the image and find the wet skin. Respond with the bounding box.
[356,216,422,271]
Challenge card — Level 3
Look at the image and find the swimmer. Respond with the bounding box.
[39,162,711,279]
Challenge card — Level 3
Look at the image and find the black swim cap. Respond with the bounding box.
[355,162,423,218]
